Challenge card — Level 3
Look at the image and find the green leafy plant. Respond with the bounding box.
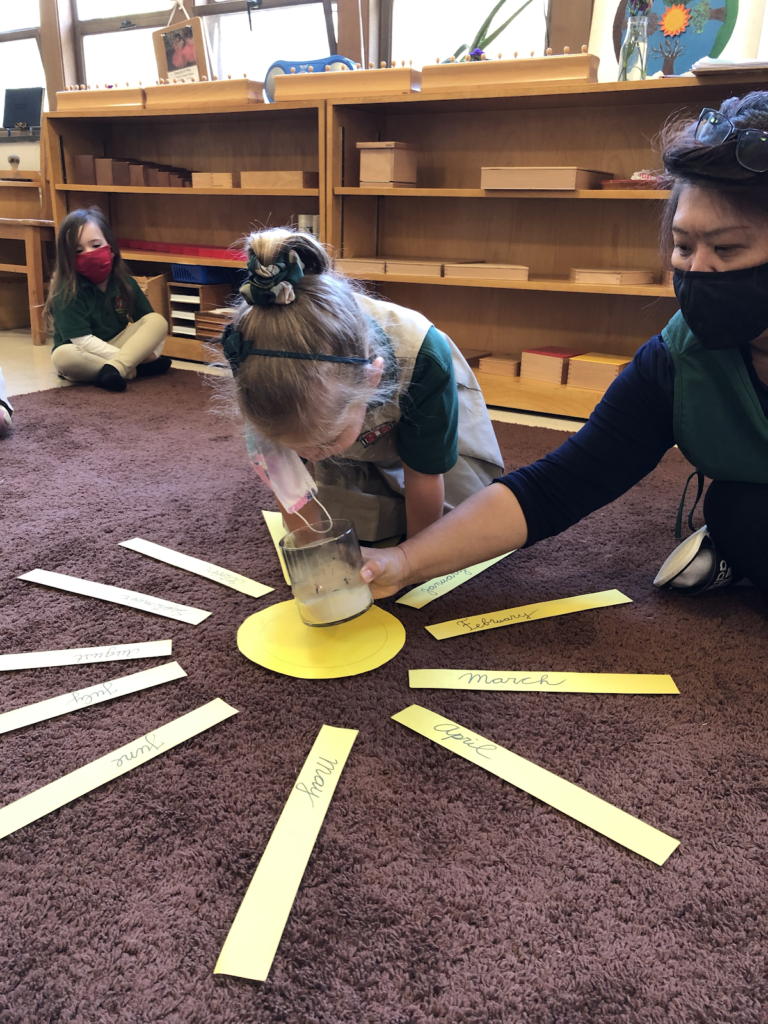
[446,0,538,62]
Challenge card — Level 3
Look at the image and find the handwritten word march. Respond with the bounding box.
[409,670,680,694]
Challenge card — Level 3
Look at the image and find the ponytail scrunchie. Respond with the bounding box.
[239,249,305,306]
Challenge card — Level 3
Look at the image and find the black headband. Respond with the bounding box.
[246,348,371,365]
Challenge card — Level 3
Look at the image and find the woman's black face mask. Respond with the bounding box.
[673,261,768,349]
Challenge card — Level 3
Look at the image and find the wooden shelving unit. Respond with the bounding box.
[327,73,768,418]
[45,100,325,362]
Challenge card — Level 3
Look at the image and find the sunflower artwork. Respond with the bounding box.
[613,0,739,75]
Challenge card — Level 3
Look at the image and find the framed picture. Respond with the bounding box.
[589,0,767,81]
[152,17,210,83]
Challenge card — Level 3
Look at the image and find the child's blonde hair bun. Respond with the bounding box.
[244,227,330,278]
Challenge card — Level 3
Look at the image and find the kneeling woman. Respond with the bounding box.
[222,228,504,542]
[47,208,169,392]
[363,92,768,598]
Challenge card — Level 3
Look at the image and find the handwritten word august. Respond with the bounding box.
[458,672,567,688]
[73,646,141,664]
[68,679,122,707]
[433,723,497,759]
[296,757,338,808]
[455,609,539,632]
[112,732,164,768]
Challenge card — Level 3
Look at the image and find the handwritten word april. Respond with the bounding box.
[68,679,121,707]
[458,672,566,688]
[456,609,538,632]
[433,723,497,759]
[112,732,164,768]
[425,568,475,595]
[74,646,142,663]
[295,757,338,808]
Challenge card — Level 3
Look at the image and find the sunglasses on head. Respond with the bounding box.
[694,107,768,172]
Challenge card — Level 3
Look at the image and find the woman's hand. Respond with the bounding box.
[360,545,410,598]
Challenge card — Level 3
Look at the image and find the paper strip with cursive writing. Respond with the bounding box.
[261,510,290,585]
[425,589,632,640]
[409,670,679,694]
[119,538,274,600]
[18,569,211,625]
[0,662,188,736]
[396,553,515,609]
[215,724,358,982]
[0,698,238,841]
[392,704,679,866]
[0,639,173,673]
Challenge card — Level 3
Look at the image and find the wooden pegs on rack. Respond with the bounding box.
[498,53,502,60]
[325,65,331,71]
[530,51,535,57]
[290,67,296,73]
[449,55,456,62]
[381,61,386,67]
[546,47,553,55]
[582,45,588,53]
[369,62,374,68]
[514,51,518,58]
[227,74,232,79]
[563,46,570,54]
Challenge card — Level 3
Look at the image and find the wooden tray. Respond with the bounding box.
[144,79,264,109]
[56,87,146,111]
[274,67,421,101]
[421,53,599,92]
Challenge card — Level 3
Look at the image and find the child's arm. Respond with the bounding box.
[403,464,444,538]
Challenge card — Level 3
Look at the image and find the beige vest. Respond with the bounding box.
[314,295,504,541]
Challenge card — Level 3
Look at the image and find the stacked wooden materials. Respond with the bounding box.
[75,156,192,187]
[195,307,232,341]
[569,268,655,285]
[357,142,417,188]
[520,346,585,385]
[481,167,612,190]
[478,354,520,376]
[567,352,630,391]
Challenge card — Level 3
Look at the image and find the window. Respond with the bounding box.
[0,0,39,32]
[83,27,161,86]
[391,0,548,70]
[75,0,168,18]
[0,39,47,126]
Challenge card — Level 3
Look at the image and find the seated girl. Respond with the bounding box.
[363,91,768,599]
[221,228,504,542]
[47,207,169,393]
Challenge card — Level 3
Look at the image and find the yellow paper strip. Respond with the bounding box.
[396,552,515,609]
[0,639,172,672]
[215,724,358,982]
[19,569,211,625]
[392,705,679,866]
[0,698,238,841]
[409,670,679,694]
[261,510,290,585]
[426,589,632,640]
[0,662,188,736]
[120,538,274,600]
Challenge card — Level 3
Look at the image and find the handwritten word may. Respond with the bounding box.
[112,732,164,768]
[433,723,497,759]
[295,757,338,808]
[458,672,567,688]
[455,609,538,632]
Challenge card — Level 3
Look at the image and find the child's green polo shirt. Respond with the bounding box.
[51,276,154,350]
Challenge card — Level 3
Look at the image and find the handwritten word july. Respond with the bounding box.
[74,646,142,663]
[112,732,164,768]
[432,723,497,759]
[295,757,338,808]
[458,672,567,688]
[455,609,538,632]
[68,679,121,707]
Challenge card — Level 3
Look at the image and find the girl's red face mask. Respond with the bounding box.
[75,246,114,284]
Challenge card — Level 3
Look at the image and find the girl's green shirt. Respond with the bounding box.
[51,275,153,350]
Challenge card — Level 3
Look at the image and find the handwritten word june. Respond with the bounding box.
[458,672,567,688]
[73,646,142,664]
[296,757,338,808]
[433,723,497,759]
[455,609,539,632]
[112,732,164,768]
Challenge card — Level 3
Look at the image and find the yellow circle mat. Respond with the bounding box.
[237,599,406,679]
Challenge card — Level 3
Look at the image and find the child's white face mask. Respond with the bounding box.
[245,424,317,515]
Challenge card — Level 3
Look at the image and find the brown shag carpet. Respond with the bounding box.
[0,370,766,1024]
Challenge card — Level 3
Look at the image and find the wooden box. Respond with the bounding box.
[133,272,170,324]
[147,167,171,187]
[457,347,491,368]
[128,163,147,186]
[336,257,386,275]
[385,258,442,277]
[357,142,417,186]
[567,352,630,391]
[239,170,319,189]
[95,158,131,186]
[443,262,529,281]
[0,181,42,219]
[520,346,586,385]
[479,355,521,376]
[191,171,240,188]
[273,67,421,102]
[144,79,263,109]
[74,154,96,185]
[420,53,600,92]
[481,167,612,190]
[569,268,654,285]
[0,274,30,329]
[56,86,146,111]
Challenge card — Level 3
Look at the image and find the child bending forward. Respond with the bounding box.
[222,228,504,542]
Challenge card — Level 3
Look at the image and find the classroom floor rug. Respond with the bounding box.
[0,370,766,1024]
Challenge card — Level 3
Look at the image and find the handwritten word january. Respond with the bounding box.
[112,732,164,768]
[68,680,122,707]
[73,646,142,663]
[425,568,475,595]
[432,723,497,759]
[295,757,338,808]
[458,672,567,688]
[455,609,539,632]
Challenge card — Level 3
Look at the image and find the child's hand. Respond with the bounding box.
[360,545,409,599]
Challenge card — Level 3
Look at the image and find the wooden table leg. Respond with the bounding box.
[24,226,46,345]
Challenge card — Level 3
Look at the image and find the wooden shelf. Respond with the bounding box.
[164,335,223,363]
[122,249,244,268]
[56,184,320,197]
[0,262,26,274]
[336,187,670,200]
[341,270,673,298]
[475,371,602,420]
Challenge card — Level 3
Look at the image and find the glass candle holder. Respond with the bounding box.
[279,518,373,627]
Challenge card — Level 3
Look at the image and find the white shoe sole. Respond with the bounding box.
[653,525,710,588]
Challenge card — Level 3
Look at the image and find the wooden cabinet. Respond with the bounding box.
[326,74,768,418]
[44,100,325,361]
